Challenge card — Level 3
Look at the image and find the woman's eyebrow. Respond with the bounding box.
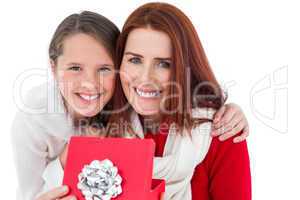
[125,52,171,60]
[124,52,144,58]
[154,57,171,61]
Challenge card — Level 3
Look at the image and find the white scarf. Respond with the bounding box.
[129,108,214,200]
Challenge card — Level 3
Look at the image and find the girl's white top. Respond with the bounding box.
[11,82,75,200]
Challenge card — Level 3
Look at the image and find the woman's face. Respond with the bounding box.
[52,33,115,119]
[120,28,172,117]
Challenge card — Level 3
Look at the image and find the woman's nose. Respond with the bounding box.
[139,63,154,82]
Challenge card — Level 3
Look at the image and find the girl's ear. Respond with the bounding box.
[50,59,56,78]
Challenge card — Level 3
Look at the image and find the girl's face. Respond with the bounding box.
[120,28,172,117]
[52,33,115,119]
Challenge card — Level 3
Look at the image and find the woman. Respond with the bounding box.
[108,2,251,199]
[12,8,249,200]
[37,3,250,200]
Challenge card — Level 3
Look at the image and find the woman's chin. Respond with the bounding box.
[133,106,160,116]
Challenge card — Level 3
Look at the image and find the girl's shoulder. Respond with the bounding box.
[12,82,73,138]
[23,83,48,110]
[23,82,64,112]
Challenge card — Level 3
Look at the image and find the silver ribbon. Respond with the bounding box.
[77,159,122,200]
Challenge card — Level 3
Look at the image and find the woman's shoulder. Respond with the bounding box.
[191,107,216,120]
[192,136,251,200]
[190,107,216,136]
[188,107,216,164]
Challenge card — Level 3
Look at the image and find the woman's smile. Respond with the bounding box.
[134,87,162,99]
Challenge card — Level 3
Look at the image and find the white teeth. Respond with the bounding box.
[79,94,100,101]
[135,88,160,98]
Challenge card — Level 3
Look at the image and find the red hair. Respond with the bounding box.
[107,2,226,136]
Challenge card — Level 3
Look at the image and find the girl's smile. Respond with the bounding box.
[75,92,101,103]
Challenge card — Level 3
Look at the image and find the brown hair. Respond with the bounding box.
[49,11,119,64]
[107,2,226,136]
[49,11,120,129]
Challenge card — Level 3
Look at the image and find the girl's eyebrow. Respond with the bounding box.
[67,62,82,66]
[100,63,114,67]
[67,62,113,67]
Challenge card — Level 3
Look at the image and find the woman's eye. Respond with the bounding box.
[68,66,81,71]
[158,61,171,68]
[128,57,142,64]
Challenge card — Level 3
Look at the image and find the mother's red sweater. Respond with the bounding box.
[145,131,251,200]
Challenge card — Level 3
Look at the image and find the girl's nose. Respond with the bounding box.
[81,71,99,90]
[80,81,97,91]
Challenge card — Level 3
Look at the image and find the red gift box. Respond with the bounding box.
[63,136,165,200]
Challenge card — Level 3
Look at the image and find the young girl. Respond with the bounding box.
[12,9,249,200]
[11,11,119,200]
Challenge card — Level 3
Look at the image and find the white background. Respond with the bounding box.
[0,0,299,199]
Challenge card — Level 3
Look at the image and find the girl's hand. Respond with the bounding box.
[212,103,249,143]
[59,144,69,169]
[59,132,102,168]
[59,129,105,169]
[160,192,164,200]
[36,186,76,200]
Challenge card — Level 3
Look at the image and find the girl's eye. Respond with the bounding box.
[68,66,81,71]
[128,57,142,64]
[158,61,171,68]
[98,67,112,73]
